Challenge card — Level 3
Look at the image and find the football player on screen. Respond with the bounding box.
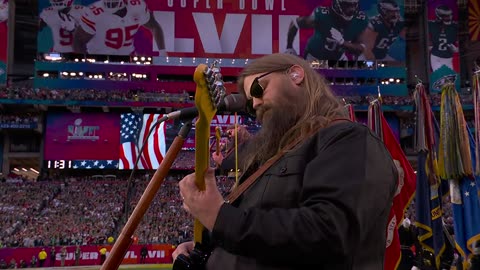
[285,0,370,61]
[428,4,458,71]
[73,0,167,56]
[39,0,85,53]
[363,0,406,61]
[0,0,8,23]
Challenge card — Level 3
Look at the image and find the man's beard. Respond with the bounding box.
[241,101,300,170]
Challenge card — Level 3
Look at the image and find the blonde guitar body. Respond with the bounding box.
[173,62,226,270]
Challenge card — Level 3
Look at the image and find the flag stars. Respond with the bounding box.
[465,191,470,197]
[471,182,476,187]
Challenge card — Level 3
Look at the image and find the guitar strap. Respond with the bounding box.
[224,118,352,204]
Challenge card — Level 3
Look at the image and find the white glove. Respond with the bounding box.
[60,13,76,32]
[447,43,458,53]
[284,48,298,55]
[330,28,345,45]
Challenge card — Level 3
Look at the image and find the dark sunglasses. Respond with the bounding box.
[246,68,290,116]
[249,68,289,99]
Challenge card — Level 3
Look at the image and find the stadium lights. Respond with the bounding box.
[30,168,39,174]
[70,72,76,76]
[74,58,79,62]
[62,72,68,76]
[43,73,49,77]
[79,72,84,76]
[133,56,138,61]
[21,168,28,172]
[104,60,109,63]
[120,61,124,64]
[13,168,19,172]
[141,57,145,61]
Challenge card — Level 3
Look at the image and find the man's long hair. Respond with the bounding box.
[237,54,348,170]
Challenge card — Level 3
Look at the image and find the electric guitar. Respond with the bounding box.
[173,62,226,270]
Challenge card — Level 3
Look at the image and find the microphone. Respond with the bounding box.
[163,94,246,121]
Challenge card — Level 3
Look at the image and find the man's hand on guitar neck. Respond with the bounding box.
[179,168,225,231]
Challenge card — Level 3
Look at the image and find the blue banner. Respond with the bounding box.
[71,160,118,169]
[415,151,446,268]
[451,130,480,267]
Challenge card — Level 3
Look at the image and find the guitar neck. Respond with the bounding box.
[192,62,224,245]
[194,116,210,242]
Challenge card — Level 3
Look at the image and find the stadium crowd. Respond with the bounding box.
[0,86,474,108]
[0,173,234,248]
[0,87,193,104]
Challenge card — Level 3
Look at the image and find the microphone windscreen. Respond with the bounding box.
[224,94,246,112]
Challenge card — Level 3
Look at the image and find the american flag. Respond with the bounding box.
[119,113,167,170]
[72,160,118,169]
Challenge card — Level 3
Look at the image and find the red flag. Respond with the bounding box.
[381,114,417,270]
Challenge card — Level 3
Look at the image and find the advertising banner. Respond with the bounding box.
[0,244,174,267]
[0,0,8,86]
[427,0,461,92]
[44,112,120,160]
[37,0,405,62]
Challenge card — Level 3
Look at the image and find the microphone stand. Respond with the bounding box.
[101,120,193,270]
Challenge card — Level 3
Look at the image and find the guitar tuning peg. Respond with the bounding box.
[214,80,223,87]
[214,73,223,82]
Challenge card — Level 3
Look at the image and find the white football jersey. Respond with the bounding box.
[79,0,150,55]
[0,1,8,23]
[40,5,84,53]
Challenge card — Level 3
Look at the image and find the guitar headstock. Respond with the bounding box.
[194,61,226,120]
